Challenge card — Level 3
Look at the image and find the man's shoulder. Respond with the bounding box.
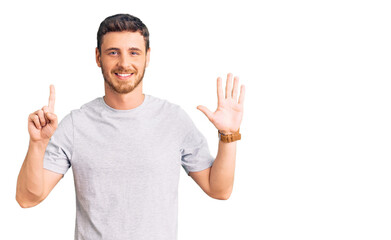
[148,95,196,125]
[79,97,102,110]
[147,94,182,112]
[66,97,102,118]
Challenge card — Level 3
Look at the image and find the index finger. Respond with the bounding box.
[48,84,55,112]
[217,77,224,104]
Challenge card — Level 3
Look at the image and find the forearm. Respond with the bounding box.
[209,140,237,198]
[16,140,48,203]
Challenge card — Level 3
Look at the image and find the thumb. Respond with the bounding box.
[197,105,214,121]
[46,112,58,127]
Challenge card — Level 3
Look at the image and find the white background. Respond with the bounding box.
[1,0,391,239]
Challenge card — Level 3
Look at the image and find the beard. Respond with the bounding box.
[101,63,146,94]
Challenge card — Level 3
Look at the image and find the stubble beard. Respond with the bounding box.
[101,63,146,94]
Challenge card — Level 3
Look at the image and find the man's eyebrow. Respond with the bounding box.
[104,47,142,52]
[104,47,120,52]
[129,47,142,52]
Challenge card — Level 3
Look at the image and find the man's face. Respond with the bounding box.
[96,31,150,94]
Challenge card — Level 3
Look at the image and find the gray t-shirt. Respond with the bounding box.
[43,94,215,240]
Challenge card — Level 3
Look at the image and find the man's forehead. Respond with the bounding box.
[101,31,145,50]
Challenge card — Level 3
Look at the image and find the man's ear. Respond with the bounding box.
[95,47,101,67]
[145,48,151,68]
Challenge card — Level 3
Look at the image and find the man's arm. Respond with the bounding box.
[209,141,236,199]
[16,85,62,208]
[191,73,244,200]
[189,141,236,200]
[16,141,63,208]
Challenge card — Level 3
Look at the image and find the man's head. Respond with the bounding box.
[96,14,150,94]
[97,14,149,53]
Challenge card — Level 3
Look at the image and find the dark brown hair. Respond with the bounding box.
[97,14,150,52]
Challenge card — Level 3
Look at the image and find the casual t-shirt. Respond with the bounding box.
[43,94,215,240]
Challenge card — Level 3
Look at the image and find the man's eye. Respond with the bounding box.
[109,52,118,55]
[131,52,139,56]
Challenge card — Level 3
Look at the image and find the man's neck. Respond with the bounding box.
[103,83,145,110]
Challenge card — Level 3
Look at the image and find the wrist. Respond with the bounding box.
[219,131,234,135]
[29,139,49,149]
[218,128,239,135]
[218,128,241,143]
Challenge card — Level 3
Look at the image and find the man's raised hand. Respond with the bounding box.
[28,85,58,143]
[197,73,245,134]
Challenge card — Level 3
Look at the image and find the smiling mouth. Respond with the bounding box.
[115,73,134,80]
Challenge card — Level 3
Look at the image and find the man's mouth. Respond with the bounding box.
[115,73,134,80]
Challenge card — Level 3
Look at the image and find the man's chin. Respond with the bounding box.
[104,73,143,94]
[112,84,136,94]
[113,80,142,94]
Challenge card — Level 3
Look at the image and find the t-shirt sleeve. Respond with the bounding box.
[43,113,73,176]
[178,107,215,176]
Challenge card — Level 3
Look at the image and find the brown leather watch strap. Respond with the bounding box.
[218,128,241,143]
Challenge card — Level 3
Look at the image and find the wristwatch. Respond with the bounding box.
[218,128,241,143]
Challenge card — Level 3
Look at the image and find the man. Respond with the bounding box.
[16,14,245,240]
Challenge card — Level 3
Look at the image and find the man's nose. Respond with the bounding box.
[118,54,132,69]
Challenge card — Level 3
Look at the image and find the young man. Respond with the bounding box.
[16,14,245,240]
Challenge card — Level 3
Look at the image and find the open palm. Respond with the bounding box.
[197,73,245,134]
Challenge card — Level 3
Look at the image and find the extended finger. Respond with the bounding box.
[232,76,239,102]
[197,105,214,122]
[29,114,41,130]
[225,73,233,99]
[48,84,55,112]
[238,85,245,106]
[217,77,224,104]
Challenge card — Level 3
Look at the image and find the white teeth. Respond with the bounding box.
[117,73,132,77]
